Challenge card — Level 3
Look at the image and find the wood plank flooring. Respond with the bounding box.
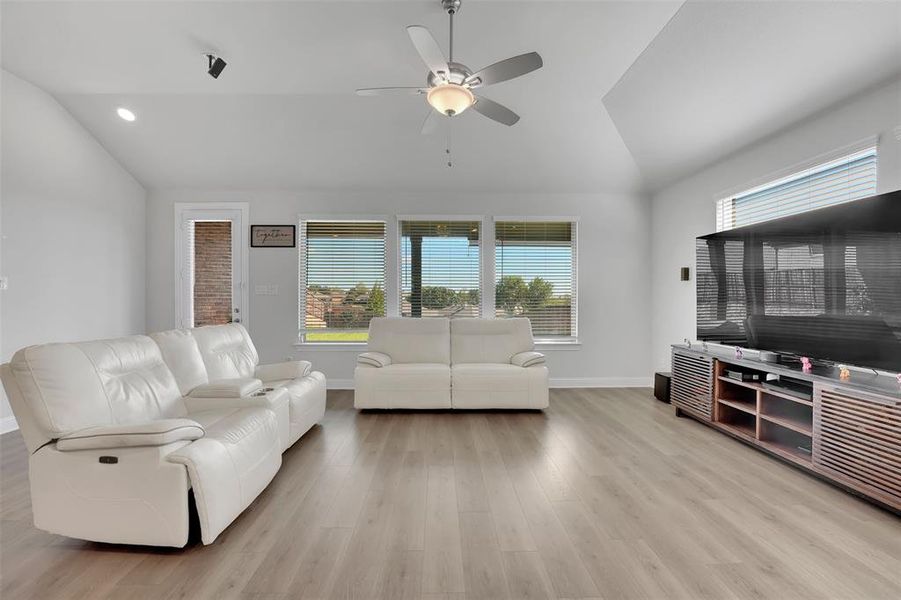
[2,388,900,600]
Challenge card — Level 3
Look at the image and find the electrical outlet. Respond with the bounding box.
[0,276,8,291]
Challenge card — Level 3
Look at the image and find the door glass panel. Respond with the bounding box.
[192,220,233,326]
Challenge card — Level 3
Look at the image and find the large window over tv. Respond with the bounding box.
[399,219,481,319]
[495,220,578,340]
[716,146,878,232]
[299,220,387,342]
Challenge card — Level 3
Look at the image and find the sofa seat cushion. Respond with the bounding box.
[166,406,281,544]
[452,364,531,389]
[354,364,451,409]
[451,364,549,409]
[363,364,450,390]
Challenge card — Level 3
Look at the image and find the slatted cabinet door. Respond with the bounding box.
[671,350,715,421]
[814,385,901,508]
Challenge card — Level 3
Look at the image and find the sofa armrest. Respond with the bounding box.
[511,351,546,368]
[56,419,204,451]
[183,387,289,414]
[357,352,392,368]
[188,378,262,398]
[255,361,312,381]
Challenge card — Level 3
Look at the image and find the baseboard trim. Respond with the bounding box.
[327,379,355,390]
[1,415,19,435]
[550,377,652,388]
[328,377,651,390]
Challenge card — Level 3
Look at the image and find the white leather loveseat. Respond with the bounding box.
[0,324,326,548]
[354,317,548,409]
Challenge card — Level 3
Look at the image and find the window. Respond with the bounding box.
[399,219,481,318]
[495,220,577,340]
[299,220,387,342]
[716,146,878,232]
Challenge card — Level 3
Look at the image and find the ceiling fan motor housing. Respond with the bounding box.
[427,61,473,87]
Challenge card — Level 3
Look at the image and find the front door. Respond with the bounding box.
[175,205,247,329]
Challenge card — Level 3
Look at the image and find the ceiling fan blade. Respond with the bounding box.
[420,109,441,135]
[356,87,426,96]
[466,52,543,87]
[472,96,520,126]
[406,25,449,79]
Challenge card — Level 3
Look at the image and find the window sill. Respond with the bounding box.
[293,341,367,351]
[293,340,580,351]
[535,340,581,349]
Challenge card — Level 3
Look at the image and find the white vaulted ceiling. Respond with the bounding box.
[604,0,901,190]
[0,0,682,193]
[2,1,899,194]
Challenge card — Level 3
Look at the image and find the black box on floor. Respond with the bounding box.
[654,372,671,403]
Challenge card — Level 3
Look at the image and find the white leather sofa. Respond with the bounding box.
[152,324,326,450]
[354,317,548,409]
[0,324,326,548]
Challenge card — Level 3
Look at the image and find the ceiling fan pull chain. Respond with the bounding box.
[446,121,453,168]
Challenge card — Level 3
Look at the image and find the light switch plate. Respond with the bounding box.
[0,276,8,291]
[254,284,279,296]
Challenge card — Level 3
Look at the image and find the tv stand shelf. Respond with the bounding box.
[715,361,813,464]
[672,345,901,513]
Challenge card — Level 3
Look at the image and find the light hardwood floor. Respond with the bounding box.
[1,388,900,600]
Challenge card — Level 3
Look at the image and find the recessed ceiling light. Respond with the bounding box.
[117,107,136,122]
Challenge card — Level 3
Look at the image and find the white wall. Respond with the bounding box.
[146,190,652,387]
[0,70,147,427]
[650,78,901,371]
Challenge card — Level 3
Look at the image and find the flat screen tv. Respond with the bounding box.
[696,189,901,372]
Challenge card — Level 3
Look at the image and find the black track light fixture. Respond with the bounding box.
[205,53,227,79]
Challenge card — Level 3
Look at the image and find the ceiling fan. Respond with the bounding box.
[356,0,543,133]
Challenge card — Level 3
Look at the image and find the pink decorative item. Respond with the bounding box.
[839,366,851,381]
[896,373,901,387]
[735,346,743,359]
[800,357,812,373]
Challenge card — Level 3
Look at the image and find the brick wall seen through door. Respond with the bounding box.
[193,221,232,326]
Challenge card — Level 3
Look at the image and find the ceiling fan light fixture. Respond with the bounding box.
[427,83,474,116]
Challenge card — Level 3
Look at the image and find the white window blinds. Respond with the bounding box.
[495,220,577,339]
[299,220,387,342]
[399,220,481,319]
[716,146,878,232]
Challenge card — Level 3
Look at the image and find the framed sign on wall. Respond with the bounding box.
[250,225,296,248]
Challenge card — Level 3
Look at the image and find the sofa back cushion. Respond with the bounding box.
[191,324,259,380]
[367,318,450,364]
[151,329,209,395]
[8,336,186,446]
[450,318,534,364]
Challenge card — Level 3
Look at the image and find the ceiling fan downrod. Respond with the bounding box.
[443,0,461,63]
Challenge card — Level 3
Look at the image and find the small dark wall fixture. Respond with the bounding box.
[251,225,296,248]
[680,267,690,281]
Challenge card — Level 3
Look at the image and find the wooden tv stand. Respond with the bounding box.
[671,345,901,513]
